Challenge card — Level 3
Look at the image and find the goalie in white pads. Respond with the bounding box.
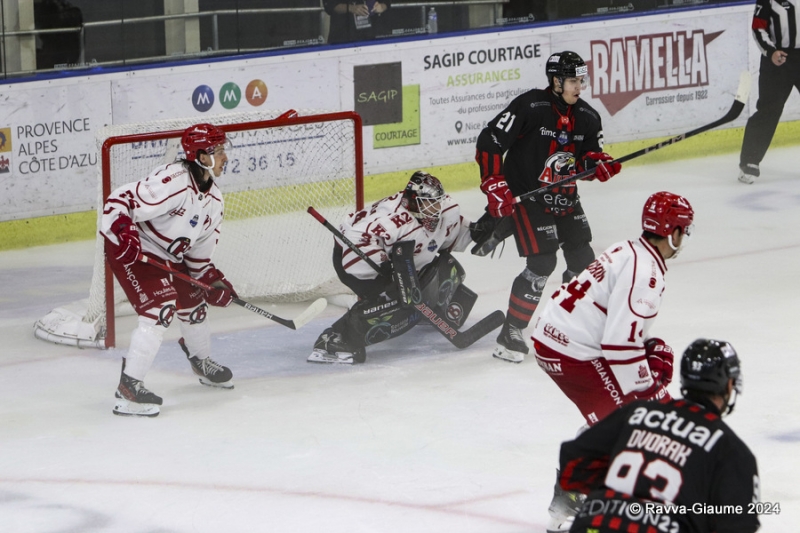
[101,123,237,417]
[309,172,475,364]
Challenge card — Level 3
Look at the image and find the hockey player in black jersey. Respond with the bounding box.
[473,50,621,363]
[558,339,760,533]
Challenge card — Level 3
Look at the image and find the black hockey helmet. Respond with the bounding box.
[403,171,446,231]
[680,339,742,414]
[546,51,588,88]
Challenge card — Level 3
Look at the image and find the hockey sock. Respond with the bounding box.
[124,319,166,381]
[506,269,548,328]
[179,318,212,360]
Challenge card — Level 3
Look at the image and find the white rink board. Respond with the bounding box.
[3,3,798,222]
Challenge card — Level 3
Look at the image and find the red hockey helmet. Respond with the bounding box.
[641,191,694,238]
[181,123,227,162]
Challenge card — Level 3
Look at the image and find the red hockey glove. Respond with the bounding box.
[645,337,674,386]
[480,175,515,218]
[582,152,621,183]
[110,215,141,267]
[199,267,238,307]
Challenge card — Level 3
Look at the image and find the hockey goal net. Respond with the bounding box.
[35,109,363,349]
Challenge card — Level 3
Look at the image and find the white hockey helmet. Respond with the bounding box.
[403,171,446,231]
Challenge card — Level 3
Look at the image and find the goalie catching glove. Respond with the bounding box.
[198,267,238,307]
[110,215,141,267]
[644,337,674,386]
[581,152,621,182]
[480,175,515,218]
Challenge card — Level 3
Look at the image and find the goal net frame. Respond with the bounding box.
[35,109,363,349]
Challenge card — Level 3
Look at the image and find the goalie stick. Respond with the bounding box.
[307,206,505,348]
[514,71,752,202]
[138,255,327,330]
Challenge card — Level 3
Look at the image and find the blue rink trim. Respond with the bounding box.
[770,430,800,442]
[146,316,469,380]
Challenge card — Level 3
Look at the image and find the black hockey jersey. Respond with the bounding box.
[475,87,605,198]
[560,398,760,533]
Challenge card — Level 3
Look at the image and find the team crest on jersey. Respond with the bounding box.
[445,302,464,326]
[427,239,437,252]
[557,131,570,145]
[538,151,576,184]
[638,364,649,379]
[190,214,199,227]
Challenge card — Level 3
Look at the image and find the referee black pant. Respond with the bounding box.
[740,53,800,173]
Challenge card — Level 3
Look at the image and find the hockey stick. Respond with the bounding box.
[307,206,505,348]
[138,254,327,330]
[515,71,752,202]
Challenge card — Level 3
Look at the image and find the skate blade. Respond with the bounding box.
[198,377,234,389]
[307,349,354,364]
[492,346,524,363]
[113,398,160,417]
[545,515,575,533]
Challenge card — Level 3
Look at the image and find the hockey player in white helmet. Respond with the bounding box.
[309,171,476,364]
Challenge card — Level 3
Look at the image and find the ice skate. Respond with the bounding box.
[113,362,162,417]
[492,322,528,363]
[738,164,758,184]
[737,170,756,184]
[308,328,365,364]
[546,472,586,533]
[179,338,234,389]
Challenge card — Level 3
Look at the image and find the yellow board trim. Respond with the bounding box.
[3,121,800,251]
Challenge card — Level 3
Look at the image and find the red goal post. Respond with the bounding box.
[35,109,363,348]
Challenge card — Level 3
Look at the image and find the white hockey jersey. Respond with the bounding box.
[100,161,223,277]
[337,191,472,279]
[532,237,667,395]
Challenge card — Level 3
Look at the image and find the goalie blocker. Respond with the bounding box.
[309,246,479,364]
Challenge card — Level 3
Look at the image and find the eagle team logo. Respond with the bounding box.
[538,152,576,185]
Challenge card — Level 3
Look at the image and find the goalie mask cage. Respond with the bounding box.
[35,109,363,349]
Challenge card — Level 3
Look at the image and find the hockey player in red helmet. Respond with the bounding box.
[530,191,694,532]
[99,122,237,417]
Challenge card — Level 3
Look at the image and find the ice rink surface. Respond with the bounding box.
[1,148,798,532]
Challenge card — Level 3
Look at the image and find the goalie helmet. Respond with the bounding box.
[546,51,588,88]
[641,191,694,238]
[181,123,227,162]
[403,171,446,231]
[680,339,743,414]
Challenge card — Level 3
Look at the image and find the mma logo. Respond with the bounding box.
[589,29,723,115]
[191,80,268,112]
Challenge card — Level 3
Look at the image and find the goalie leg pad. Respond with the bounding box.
[439,283,477,329]
[345,294,418,347]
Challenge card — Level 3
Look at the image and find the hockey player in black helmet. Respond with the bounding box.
[553,339,760,533]
[680,338,743,415]
[474,50,622,364]
[308,171,483,364]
